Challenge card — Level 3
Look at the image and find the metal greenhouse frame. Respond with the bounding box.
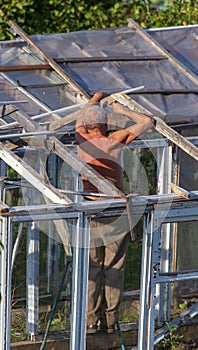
[0,19,197,350]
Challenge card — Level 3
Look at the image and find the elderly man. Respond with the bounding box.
[75,92,153,334]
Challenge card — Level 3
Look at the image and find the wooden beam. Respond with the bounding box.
[127,18,198,85]
[0,103,86,130]
[54,55,166,63]
[170,183,190,199]
[9,20,90,101]
[48,86,144,131]
[1,74,62,125]
[0,64,51,72]
[108,92,198,161]
[49,110,80,131]
[0,100,28,104]
[170,183,198,199]
[127,89,198,94]
[2,105,38,132]
[0,56,167,73]
[154,119,198,161]
[0,56,166,72]
[46,137,124,197]
[5,106,124,198]
[0,142,72,205]
[0,200,9,213]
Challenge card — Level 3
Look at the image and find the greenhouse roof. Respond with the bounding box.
[0,19,197,133]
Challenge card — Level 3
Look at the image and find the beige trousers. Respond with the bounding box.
[87,217,130,327]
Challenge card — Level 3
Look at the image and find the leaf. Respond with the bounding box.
[178,302,187,310]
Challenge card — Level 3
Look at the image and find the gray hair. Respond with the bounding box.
[82,105,107,129]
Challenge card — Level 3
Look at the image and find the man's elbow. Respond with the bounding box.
[146,117,154,128]
[140,117,154,134]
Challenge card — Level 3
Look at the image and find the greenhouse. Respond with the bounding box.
[0,19,197,350]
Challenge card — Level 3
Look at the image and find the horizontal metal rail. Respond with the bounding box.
[1,192,197,221]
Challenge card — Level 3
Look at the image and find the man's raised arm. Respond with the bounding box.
[110,101,154,145]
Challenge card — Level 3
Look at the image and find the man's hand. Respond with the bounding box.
[112,101,154,125]
[89,92,105,103]
[112,101,128,114]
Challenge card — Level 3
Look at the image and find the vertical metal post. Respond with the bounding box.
[157,145,172,196]
[70,212,90,350]
[0,216,13,350]
[26,221,39,340]
[0,159,6,203]
[22,150,41,338]
[138,211,154,350]
[46,224,53,294]
[46,153,57,293]
[0,161,12,349]
[171,145,180,305]
[138,210,162,350]
[12,222,23,270]
[0,159,7,177]
[147,217,162,349]
[156,145,173,324]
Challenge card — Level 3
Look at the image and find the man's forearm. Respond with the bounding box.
[112,101,152,123]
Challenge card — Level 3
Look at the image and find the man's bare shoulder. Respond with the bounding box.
[108,129,130,144]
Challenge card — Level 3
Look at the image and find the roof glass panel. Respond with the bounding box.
[148,26,198,76]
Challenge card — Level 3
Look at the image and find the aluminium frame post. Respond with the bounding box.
[138,210,154,350]
[70,212,90,350]
[147,216,163,349]
[0,161,12,349]
[46,153,57,294]
[156,145,172,195]
[171,144,180,306]
[47,153,62,295]
[138,210,163,350]
[46,221,54,294]
[156,145,173,325]
[0,215,13,350]
[26,221,39,340]
[25,153,42,339]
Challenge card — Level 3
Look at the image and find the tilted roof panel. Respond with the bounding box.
[0,22,197,128]
[147,25,198,76]
[32,27,162,59]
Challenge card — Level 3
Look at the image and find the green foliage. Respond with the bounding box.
[5,169,21,207]
[0,0,197,41]
[178,302,187,310]
[0,240,3,251]
[7,167,19,179]
[140,148,157,195]
[124,240,142,290]
[124,218,144,290]
[10,308,27,341]
[145,0,198,28]
[0,0,34,40]
[121,305,139,322]
[39,303,70,332]
[159,322,183,349]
